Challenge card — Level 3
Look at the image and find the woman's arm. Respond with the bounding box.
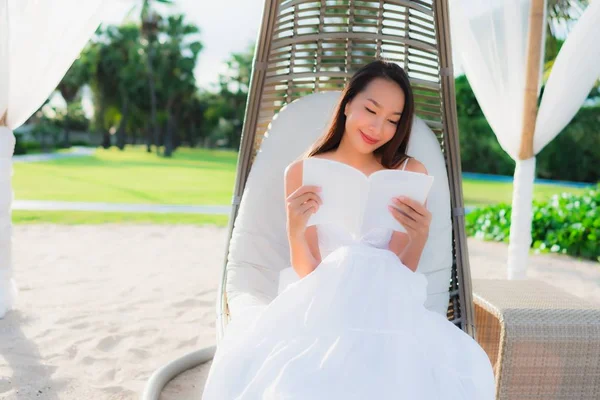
[389,224,428,272]
[284,160,322,278]
[388,158,431,272]
[391,233,427,272]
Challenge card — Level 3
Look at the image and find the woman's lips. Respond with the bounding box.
[360,130,378,145]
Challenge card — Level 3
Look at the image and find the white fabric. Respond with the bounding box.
[0,0,132,129]
[225,91,453,322]
[534,0,600,152]
[508,158,536,279]
[0,127,16,317]
[449,0,600,278]
[204,224,495,399]
[0,0,132,318]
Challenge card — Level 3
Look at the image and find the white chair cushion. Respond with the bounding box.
[225,91,453,319]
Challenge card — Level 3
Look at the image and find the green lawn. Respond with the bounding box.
[13,146,238,205]
[11,146,589,224]
[12,210,229,226]
[462,179,588,207]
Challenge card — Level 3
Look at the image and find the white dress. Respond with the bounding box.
[202,224,496,399]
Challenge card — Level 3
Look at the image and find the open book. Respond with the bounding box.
[302,157,435,236]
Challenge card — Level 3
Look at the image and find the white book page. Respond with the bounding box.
[302,158,366,236]
[360,170,435,234]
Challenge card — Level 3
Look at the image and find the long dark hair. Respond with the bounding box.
[306,59,415,169]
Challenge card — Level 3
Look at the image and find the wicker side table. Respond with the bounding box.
[472,278,600,400]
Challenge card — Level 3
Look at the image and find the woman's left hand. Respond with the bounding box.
[388,196,431,244]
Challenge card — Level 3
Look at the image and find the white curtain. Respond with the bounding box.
[449,0,600,279]
[0,0,132,318]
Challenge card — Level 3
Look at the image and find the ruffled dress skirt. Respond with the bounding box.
[202,244,495,399]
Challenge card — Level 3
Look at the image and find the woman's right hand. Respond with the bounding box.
[285,185,322,238]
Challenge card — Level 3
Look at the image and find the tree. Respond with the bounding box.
[90,24,147,149]
[81,8,205,153]
[141,0,173,155]
[545,0,597,98]
[153,14,203,156]
[56,56,91,146]
[211,42,254,149]
[547,0,589,34]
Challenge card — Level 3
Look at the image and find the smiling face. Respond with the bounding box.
[342,77,406,155]
[307,60,415,169]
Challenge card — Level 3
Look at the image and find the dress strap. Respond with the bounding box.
[401,158,410,171]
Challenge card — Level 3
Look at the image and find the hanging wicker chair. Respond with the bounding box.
[142,2,600,400]
[217,0,475,339]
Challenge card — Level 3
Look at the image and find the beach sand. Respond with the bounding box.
[1,224,598,400]
[1,225,223,400]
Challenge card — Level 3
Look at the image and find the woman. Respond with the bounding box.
[202,60,495,399]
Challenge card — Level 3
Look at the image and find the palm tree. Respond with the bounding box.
[154,14,202,156]
[547,0,589,35]
[140,0,173,155]
[110,25,146,150]
[89,24,146,149]
[57,56,89,146]
[545,1,597,97]
[217,45,254,150]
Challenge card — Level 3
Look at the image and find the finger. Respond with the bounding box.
[390,202,418,222]
[292,192,322,207]
[393,196,426,217]
[288,185,321,200]
[395,199,430,223]
[302,205,318,216]
[389,206,418,230]
[388,205,406,223]
[288,193,320,210]
[299,200,319,214]
[306,192,323,205]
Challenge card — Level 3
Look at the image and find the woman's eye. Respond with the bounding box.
[365,107,375,114]
[389,120,399,125]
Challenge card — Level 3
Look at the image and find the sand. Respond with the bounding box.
[1,225,223,400]
[0,225,598,400]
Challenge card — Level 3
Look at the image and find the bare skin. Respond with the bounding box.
[284,77,431,277]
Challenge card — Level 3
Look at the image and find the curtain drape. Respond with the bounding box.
[0,0,132,318]
[449,0,600,278]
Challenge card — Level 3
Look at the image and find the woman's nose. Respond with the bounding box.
[368,117,385,135]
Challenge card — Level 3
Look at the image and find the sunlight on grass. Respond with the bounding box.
[13,146,238,205]
[12,210,229,226]
[11,145,591,225]
[462,179,588,206]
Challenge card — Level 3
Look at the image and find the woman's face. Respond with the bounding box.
[343,77,405,154]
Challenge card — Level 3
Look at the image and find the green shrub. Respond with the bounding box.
[22,142,42,153]
[458,116,515,177]
[466,184,600,262]
[56,101,90,132]
[70,140,93,147]
[456,75,600,183]
[13,133,44,155]
[31,116,61,151]
[536,107,600,183]
[14,133,26,155]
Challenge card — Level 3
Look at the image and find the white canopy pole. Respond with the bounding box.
[0,0,132,318]
[507,0,545,279]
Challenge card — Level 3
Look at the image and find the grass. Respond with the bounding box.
[12,210,229,226]
[11,145,590,224]
[15,147,78,155]
[12,146,238,205]
[462,179,588,207]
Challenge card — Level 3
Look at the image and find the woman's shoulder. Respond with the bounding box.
[284,159,303,181]
[285,152,336,178]
[397,156,428,175]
